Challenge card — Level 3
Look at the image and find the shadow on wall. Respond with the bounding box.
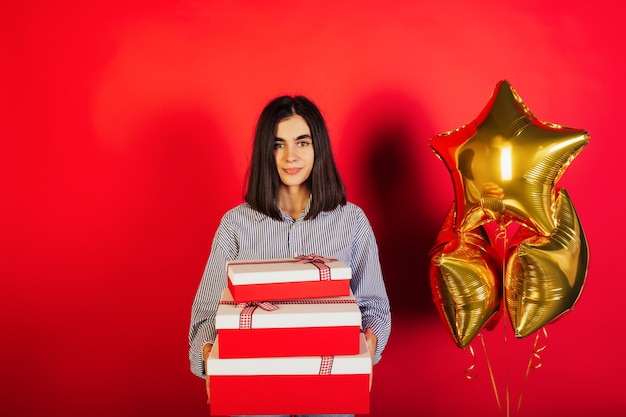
[340,90,446,318]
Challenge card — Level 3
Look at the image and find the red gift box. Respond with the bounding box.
[207,333,371,416]
[226,255,351,302]
[215,287,362,358]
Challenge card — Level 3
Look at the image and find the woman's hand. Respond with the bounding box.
[363,328,377,390]
[202,343,213,404]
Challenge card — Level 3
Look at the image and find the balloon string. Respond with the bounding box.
[516,327,548,415]
[502,309,511,417]
[478,333,502,414]
[503,290,510,417]
[496,226,510,417]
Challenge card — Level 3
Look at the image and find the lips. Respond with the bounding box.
[283,168,302,175]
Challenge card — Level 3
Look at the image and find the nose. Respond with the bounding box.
[286,144,298,161]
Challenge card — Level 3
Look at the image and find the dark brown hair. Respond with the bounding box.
[245,96,346,220]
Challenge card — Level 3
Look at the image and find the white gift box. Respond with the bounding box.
[226,256,352,302]
[215,287,362,358]
[207,333,371,416]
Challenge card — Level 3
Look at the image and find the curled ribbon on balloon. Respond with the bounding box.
[429,80,590,347]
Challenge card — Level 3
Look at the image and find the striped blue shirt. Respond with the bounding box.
[188,200,391,378]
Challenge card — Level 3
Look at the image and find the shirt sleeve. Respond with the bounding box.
[349,207,391,365]
[188,213,238,378]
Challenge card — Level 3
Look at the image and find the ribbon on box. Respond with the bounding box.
[226,254,339,281]
[295,254,336,281]
[319,356,334,375]
[220,298,356,330]
[235,302,278,329]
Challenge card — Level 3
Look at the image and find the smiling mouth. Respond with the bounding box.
[283,168,302,174]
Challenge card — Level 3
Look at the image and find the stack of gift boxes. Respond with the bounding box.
[206,255,371,416]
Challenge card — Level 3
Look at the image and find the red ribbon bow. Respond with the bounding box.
[235,301,279,311]
[236,301,278,329]
[296,254,336,281]
[295,254,336,264]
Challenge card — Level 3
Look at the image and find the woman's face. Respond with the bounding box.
[274,114,315,189]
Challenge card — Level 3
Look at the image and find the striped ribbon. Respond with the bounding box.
[319,356,334,375]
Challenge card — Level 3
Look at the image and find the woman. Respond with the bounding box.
[188,95,391,417]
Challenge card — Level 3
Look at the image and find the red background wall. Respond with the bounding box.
[1,1,624,416]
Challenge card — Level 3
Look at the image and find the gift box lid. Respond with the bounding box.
[207,333,371,376]
[216,287,362,329]
[227,256,351,285]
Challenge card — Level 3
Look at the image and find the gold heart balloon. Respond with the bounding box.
[429,80,589,347]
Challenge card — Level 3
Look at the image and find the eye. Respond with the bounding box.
[297,140,312,147]
[274,141,285,149]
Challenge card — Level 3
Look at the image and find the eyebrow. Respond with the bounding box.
[274,134,312,141]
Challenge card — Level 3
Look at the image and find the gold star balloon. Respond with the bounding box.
[506,188,589,338]
[430,80,589,236]
[429,205,503,348]
[429,80,590,347]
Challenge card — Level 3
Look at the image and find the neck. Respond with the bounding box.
[277,185,310,219]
